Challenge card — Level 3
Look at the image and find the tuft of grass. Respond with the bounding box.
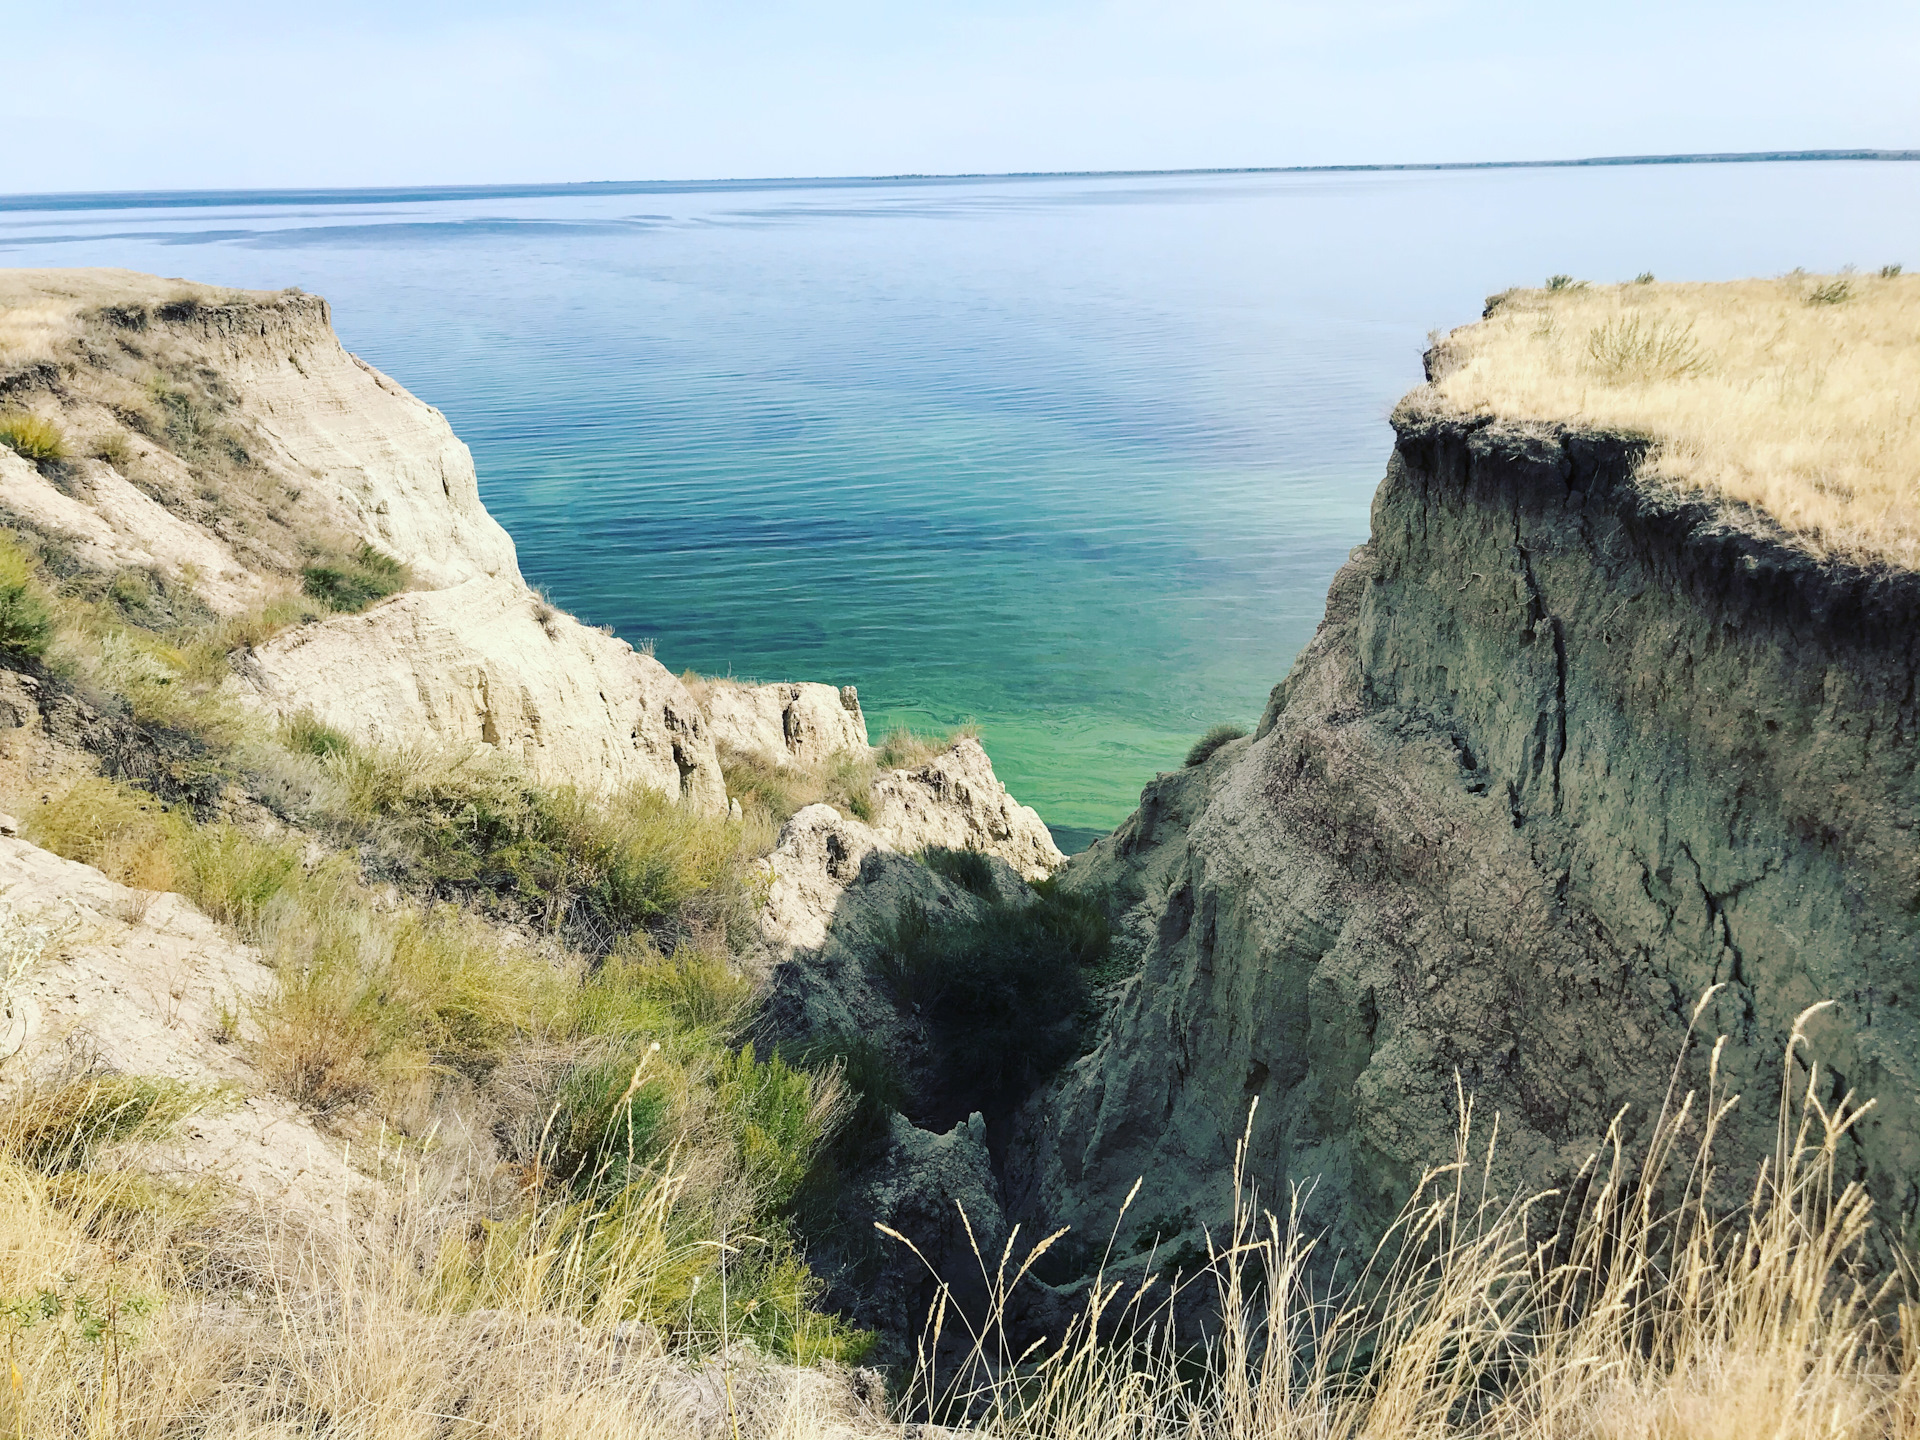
[0,1073,227,1173]
[1544,273,1586,291]
[1806,276,1855,306]
[1633,270,1656,284]
[1882,263,1904,279]
[1185,723,1247,767]
[25,776,188,892]
[0,529,54,658]
[923,845,995,899]
[301,542,409,613]
[1584,314,1707,382]
[282,709,352,758]
[0,410,65,463]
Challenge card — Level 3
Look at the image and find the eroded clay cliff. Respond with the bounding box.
[1008,406,1920,1278]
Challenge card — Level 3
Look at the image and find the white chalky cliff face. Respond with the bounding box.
[228,576,727,810]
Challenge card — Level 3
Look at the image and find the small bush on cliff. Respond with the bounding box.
[301,542,409,612]
[1584,314,1708,382]
[0,531,55,659]
[874,879,1111,1119]
[875,722,977,769]
[1185,722,1247,766]
[0,410,66,463]
[923,845,996,898]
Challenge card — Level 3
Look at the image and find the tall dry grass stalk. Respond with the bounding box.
[896,994,1917,1440]
[1429,272,1920,566]
[0,1130,881,1439]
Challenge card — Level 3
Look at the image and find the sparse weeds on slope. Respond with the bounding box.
[719,743,879,836]
[18,760,871,1362]
[714,723,981,850]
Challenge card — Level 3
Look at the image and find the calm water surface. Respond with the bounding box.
[3,165,1915,839]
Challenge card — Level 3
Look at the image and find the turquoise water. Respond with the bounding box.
[3,164,1915,838]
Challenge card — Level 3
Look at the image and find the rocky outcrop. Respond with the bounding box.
[1010,407,1920,1273]
[868,739,1064,881]
[0,837,356,1214]
[0,269,517,595]
[694,679,869,769]
[756,802,1024,1358]
[228,575,727,810]
[191,294,520,591]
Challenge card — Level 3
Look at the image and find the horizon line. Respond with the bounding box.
[3,148,1915,211]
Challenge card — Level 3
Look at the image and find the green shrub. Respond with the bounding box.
[1633,271,1656,284]
[1806,277,1854,306]
[301,543,409,612]
[783,1031,906,1164]
[924,845,995,898]
[283,710,352,759]
[1185,723,1247,767]
[0,531,54,658]
[0,412,66,463]
[1545,274,1586,292]
[1882,264,1904,279]
[873,881,1111,1116]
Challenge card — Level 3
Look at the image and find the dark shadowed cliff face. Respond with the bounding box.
[1007,408,1920,1278]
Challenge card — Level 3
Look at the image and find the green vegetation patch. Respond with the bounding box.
[0,411,66,463]
[0,531,55,659]
[1185,723,1247,767]
[301,542,409,612]
[874,878,1111,1118]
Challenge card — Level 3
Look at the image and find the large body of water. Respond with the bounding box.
[2,163,1915,840]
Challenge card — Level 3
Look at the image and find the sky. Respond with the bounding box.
[9,0,1919,194]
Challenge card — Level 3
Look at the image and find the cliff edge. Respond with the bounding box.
[1011,279,1920,1279]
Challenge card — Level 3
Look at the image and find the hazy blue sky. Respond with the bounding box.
[10,0,1917,193]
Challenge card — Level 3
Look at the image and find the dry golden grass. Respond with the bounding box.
[0,298,81,369]
[889,997,1918,1440]
[1428,271,1920,566]
[3,991,1915,1437]
[0,1140,881,1439]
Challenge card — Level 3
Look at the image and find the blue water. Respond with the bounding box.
[3,164,1915,836]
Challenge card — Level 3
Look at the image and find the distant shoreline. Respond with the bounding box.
[4,149,1915,212]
